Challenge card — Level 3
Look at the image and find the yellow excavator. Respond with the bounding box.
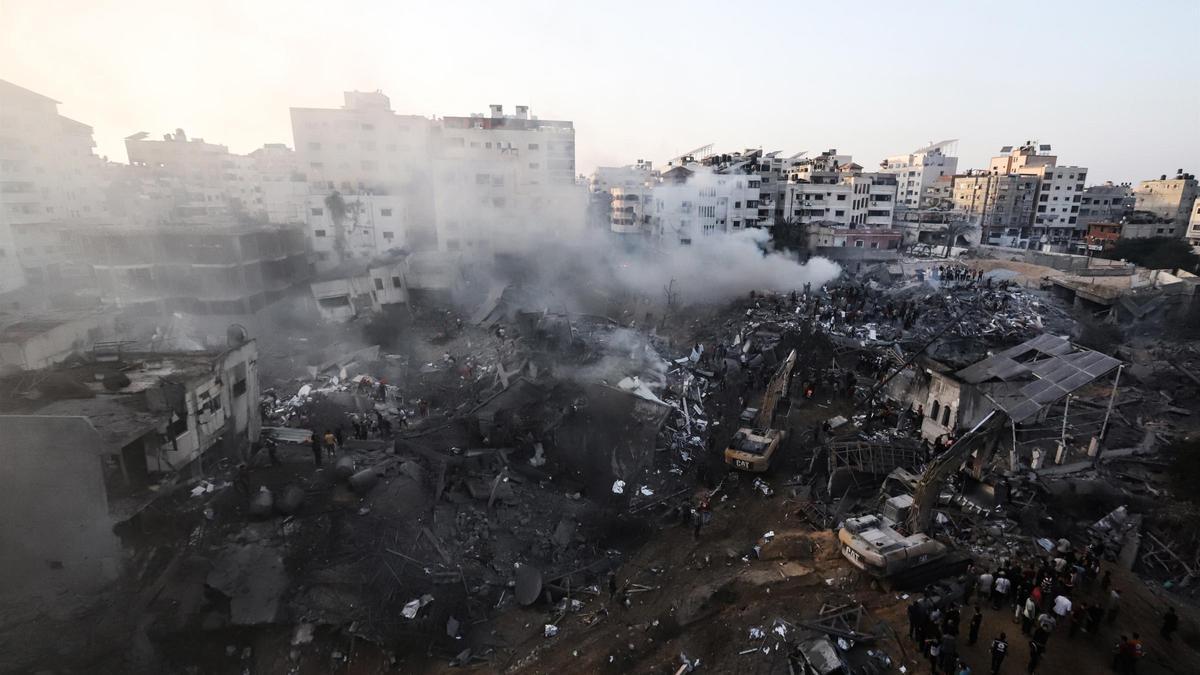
[725,349,797,472]
[838,410,1005,588]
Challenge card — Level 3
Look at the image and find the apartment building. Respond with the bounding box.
[71,224,309,318]
[958,142,1087,251]
[783,150,897,228]
[879,140,959,210]
[305,193,410,271]
[610,184,655,236]
[1134,171,1198,228]
[1031,164,1087,249]
[952,171,1041,247]
[1078,182,1135,227]
[291,91,435,195]
[650,164,761,244]
[0,79,109,295]
[589,160,658,194]
[433,105,583,253]
[248,143,309,225]
[125,129,246,223]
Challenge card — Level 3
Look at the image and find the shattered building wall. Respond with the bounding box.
[0,417,122,603]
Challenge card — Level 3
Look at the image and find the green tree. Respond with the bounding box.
[1104,236,1200,272]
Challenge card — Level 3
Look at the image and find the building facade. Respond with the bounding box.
[953,171,1041,247]
[0,79,110,295]
[71,224,309,317]
[1133,171,1198,229]
[1078,182,1135,227]
[783,150,897,228]
[879,140,959,211]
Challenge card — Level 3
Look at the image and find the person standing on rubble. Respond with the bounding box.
[693,491,711,539]
[310,429,322,467]
[968,605,984,645]
[323,429,337,459]
[1161,606,1179,641]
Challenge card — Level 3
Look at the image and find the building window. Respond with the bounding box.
[528,143,539,150]
[381,208,393,216]
[854,240,864,247]
[374,278,384,290]
[314,229,327,237]
[382,231,394,240]
[232,379,247,397]
[837,194,846,201]
[391,276,403,288]
[931,400,941,420]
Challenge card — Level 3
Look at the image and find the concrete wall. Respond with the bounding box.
[0,311,119,372]
[0,417,121,602]
[976,244,1131,273]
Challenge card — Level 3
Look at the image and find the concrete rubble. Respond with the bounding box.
[10,251,1200,675]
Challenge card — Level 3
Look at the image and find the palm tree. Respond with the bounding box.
[941,219,978,257]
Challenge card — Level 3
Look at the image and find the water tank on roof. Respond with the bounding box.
[227,324,249,347]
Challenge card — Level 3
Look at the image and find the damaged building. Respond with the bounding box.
[0,340,260,604]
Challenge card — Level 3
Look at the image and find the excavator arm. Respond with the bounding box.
[753,349,797,428]
[906,409,1006,534]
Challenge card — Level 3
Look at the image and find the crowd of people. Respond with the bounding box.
[905,541,1182,674]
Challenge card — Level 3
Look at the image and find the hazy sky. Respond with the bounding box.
[2,0,1197,183]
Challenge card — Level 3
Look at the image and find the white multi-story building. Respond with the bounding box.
[290,91,436,195]
[432,105,583,253]
[305,193,411,270]
[879,141,959,210]
[0,79,109,293]
[247,143,309,225]
[590,161,658,194]
[610,185,656,235]
[783,151,897,228]
[650,164,760,244]
[1030,164,1087,249]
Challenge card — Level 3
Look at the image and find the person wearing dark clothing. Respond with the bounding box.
[1026,639,1043,673]
[968,606,983,645]
[693,493,711,539]
[310,429,322,466]
[909,601,926,641]
[990,633,1008,675]
[940,633,958,674]
[335,425,345,448]
[1100,570,1112,593]
[1162,607,1179,641]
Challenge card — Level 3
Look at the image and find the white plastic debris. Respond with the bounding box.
[401,594,434,619]
[639,486,654,497]
[544,624,559,638]
[773,623,788,638]
[762,530,775,541]
[611,480,626,495]
[749,627,765,639]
